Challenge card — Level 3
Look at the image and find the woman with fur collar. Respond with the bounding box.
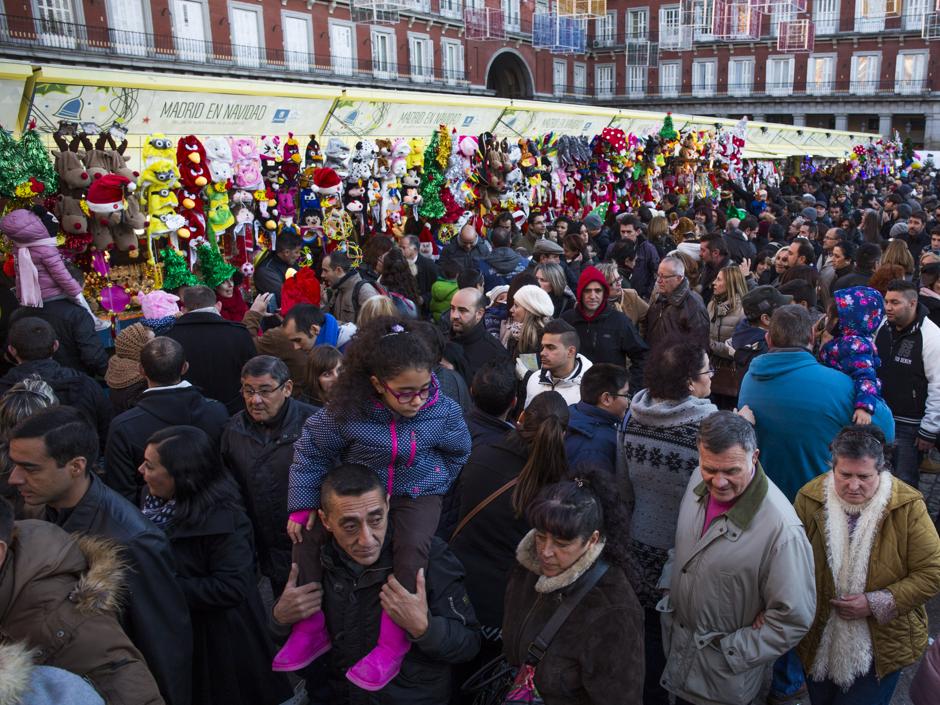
[794,425,940,704]
[501,471,644,704]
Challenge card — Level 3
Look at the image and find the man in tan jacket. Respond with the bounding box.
[0,500,164,705]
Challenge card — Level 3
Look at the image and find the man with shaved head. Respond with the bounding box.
[449,287,508,383]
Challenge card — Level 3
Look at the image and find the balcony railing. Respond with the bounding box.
[0,13,470,89]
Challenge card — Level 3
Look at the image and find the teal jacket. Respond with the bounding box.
[738,349,895,501]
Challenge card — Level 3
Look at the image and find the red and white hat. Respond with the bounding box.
[87,174,135,213]
[312,167,342,196]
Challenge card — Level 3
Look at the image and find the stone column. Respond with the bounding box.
[835,114,848,131]
[879,114,893,138]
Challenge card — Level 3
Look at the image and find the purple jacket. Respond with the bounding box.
[287,378,471,512]
[1,209,81,305]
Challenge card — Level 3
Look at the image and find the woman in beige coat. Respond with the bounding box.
[707,264,747,360]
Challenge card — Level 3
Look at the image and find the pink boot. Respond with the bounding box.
[345,610,411,691]
[272,610,331,672]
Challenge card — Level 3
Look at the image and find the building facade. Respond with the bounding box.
[1,0,935,145]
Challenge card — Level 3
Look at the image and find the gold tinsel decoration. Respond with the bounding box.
[438,223,458,244]
[437,125,451,169]
[346,241,362,268]
[323,210,354,241]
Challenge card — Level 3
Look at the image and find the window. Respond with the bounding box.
[814,0,839,34]
[806,54,835,94]
[766,55,794,95]
[692,58,716,96]
[627,8,648,40]
[627,66,647,97]
[330,21,355,76]
[34,0,81,48]
[371,28,397,79]
[850,52,880,93]
[413,0,431,12]
[903,0,928,30]
[693,0,715,41]
[896,51,927,93]
[408,33,433,81]
[855,0,886,32]
[727,57,753,96]
[440,0,462,20]
[553,59,567,96]
[659,5,681,46]
[769,2,794,37]
[282,12,312,71]
[573,63,587,95]
[594,11,617,46]
[502,0,520,32]
[535,0,549,12]
[172,0,207,62]
[442,38,464,84]
[107,0,148,56]
[595,63,615,98]
[660,60,681,96]
[229,3,263,68]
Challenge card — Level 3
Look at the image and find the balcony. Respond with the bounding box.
[0,13,470,92]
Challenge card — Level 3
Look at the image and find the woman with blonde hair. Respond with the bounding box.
[596,261,649,325]
[881,239,915,278]
[648,215,671,256]
[356,295,397,328]
[535,262,575,317]
[502,284,554,367]
[708,265,748,361]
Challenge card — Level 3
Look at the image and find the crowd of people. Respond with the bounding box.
[2,169,940,705]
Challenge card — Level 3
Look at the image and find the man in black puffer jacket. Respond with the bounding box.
[222,356,317,595]
[272,465,480,705]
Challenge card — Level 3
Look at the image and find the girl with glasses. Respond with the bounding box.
[273,316,471,692]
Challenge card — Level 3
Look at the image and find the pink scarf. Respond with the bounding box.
[15,237,58,307]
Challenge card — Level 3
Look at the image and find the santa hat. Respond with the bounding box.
[87,174,135,214]
[419,222,439,257]
[280,266,321,314]
[312,167,342,196]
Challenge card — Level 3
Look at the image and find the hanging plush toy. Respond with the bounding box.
[143,133,176,167]
[87,173,136,250]
[204,137,234,184]
[177,135,209,190]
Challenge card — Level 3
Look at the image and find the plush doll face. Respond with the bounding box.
[148,188,179,214]
[54,150,92,190]
[143,134,175,163]
[230,137,259,161]
[204,137,232,164]
[56,196,88,234]
[235,161,263,190]
[234,204,256,225]
[178,187,204,211]
[277,189,297,217]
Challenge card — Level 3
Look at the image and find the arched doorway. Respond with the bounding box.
[486,50,534,99]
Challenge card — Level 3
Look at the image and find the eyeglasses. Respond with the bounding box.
[697,367,716,378]
[382,378,437,404]
[657,273,681,281]
[240,381,288,398]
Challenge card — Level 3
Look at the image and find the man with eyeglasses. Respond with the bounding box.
[105,336,229,505]
[222,356,318,596]
[644,256,709,352]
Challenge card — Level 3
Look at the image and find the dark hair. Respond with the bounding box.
[856,242,882,272]
[327,316,436,421]
[321,463,386,512]
[702,233,729,256]
[910,210,927,223]
[7,317,56,361]
[562,233,587,258]
[609,239,637,267]
[380,248,421,305]
[507,270,539,308]
[512,391,570,516]
[616,213,642,229]
[830,424,888,473]
[920,262,940,290]
[491,227,512,248]
[698,410,757,455]
[643,340,707,401]
[780,264,820,288]
[325,251,353,273]
[10,405,98,468]
[580,363,628,406]
[307,345,343,405]
[241,355,290,385]
[470,360,517,417]
[778,278,817,309]
[768,223,786,242]
[438,258,463,280]
[140,337,186,386]
[542,318,580,353]
[180,285,217,310]
[526,469,630,569]
[275,231,303,252]
[791,238,815,265]
[146,425,239,528]
[0,496,12,545]
[363,236,395,270]
[886,278,918,300]
[769,304,814,348]
[740,215,758,231]
[283,304,326,337]
[457,268,484,290]
[833,240,857,262]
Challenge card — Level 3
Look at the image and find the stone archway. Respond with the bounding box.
[486,50,534,99]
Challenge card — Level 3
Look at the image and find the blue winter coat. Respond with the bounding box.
[564,402,620,476]
[738,350,895,501]
[287,379,471,512]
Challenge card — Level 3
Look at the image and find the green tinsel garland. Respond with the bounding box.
[160,248,200,291]
[195,241,236,288]
[659,113,678,142]
[0,129,58,198]
[419,131,446,221]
